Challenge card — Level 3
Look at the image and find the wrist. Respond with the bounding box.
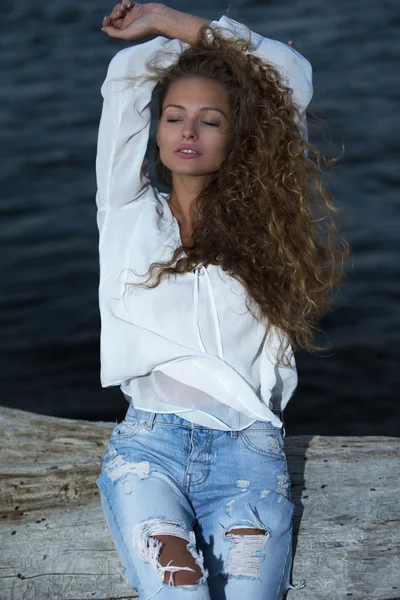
[150,3,169,35]
[153,5,211,44]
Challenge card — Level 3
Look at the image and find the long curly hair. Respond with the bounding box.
[123,21,350,368]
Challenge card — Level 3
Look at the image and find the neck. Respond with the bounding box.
[168,173,212,229]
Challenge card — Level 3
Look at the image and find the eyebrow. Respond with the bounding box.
[164,103,228,118]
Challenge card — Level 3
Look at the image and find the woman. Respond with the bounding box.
[96,3,349,599]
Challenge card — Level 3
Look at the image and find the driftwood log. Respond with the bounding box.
[0,405,399,600]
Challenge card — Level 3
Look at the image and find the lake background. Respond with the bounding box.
[1,0,399,436]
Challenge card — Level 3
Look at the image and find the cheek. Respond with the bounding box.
[157,135,172,154]
[157,127,170,144]
[210,136,230,156]
[219,138,231,159]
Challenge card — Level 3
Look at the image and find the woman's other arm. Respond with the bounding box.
[151,5,211,44]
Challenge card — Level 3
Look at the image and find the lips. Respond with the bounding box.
[174,144,201,154]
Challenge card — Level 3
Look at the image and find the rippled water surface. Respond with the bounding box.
[0,0,399,435]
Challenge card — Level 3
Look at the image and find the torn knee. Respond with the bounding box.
[152,534,203,586]
[132,519,208,587]
[226,527,268,536]
[224,527,270,578]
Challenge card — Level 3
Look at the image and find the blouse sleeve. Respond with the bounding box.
[209,15,313,142]
[95,35,187,217]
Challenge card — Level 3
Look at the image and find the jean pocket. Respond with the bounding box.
[110,419,145,440]
[239,426,286,460]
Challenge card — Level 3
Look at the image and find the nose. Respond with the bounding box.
[181,118,198,140]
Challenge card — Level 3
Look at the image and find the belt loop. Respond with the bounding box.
[144,412,156,430]
[230,430,238,438]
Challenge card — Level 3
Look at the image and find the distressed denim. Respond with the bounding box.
[96,404,306,599]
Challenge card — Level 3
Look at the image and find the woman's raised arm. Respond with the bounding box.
[96,3,209,220]
[96,17,181,220]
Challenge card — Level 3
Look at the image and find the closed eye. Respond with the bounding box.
[167,119,218,127]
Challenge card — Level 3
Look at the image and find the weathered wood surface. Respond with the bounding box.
[0,405,399,600]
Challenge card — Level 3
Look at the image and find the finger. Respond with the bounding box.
[114,2,134,17]
[109,3,126,21]
[102,2,133,30]
[102,14,122,29]
[101,25,130,39]
[101,25,120,37]
[104,6,125,29]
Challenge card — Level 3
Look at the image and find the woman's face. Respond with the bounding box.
[157,77,232,179]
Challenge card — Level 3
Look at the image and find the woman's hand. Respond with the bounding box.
[101,1,163,41]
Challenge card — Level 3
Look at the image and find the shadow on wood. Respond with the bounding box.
[0,405,399,599]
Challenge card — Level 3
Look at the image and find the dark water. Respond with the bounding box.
[1,0,399,436]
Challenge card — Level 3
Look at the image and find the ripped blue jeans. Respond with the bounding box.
[96,404,306,599]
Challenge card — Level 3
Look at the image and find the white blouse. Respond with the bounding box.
[95,15,313,431]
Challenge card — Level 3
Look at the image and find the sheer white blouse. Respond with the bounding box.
[95,15,313,431]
